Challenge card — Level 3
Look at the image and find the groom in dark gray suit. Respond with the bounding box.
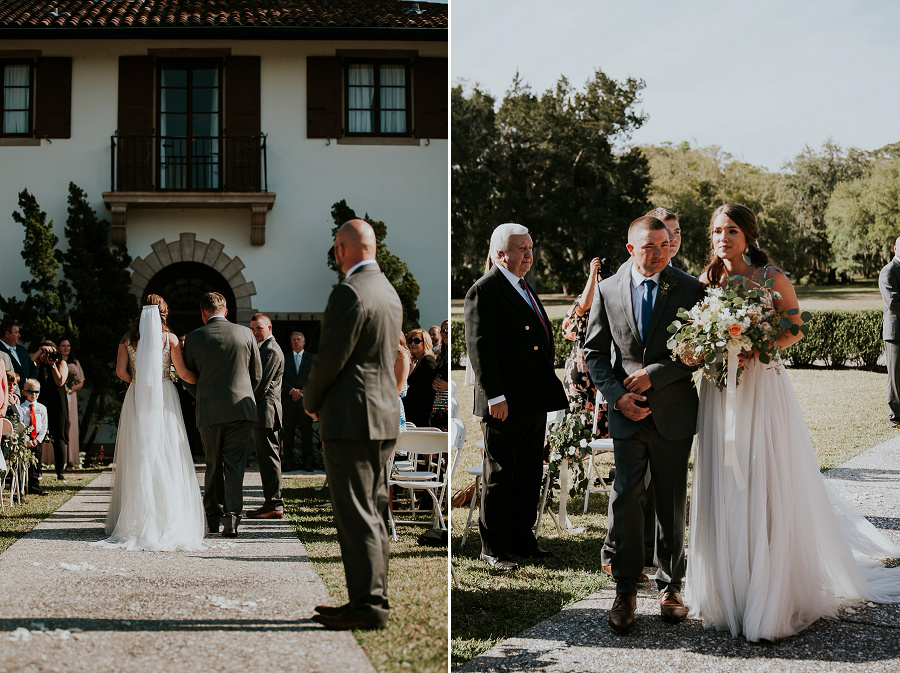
[303,219,403,631]
[879,236,900,427]
[183,292,263,537]
[584,216,704,634]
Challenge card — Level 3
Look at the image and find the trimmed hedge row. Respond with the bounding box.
[451,309,885,369]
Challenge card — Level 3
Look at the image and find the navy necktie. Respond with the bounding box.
[641,279,656,342]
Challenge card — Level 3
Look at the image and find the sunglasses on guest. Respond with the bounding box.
[409,338,425,345]
[23,389,40,395]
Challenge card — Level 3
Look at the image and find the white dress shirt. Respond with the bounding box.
[344,259,378,278]
[630,264,661,340]
[17,399,48,443]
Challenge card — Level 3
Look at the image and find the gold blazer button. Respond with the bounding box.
[533,346,539,351]
[525,325,530,330]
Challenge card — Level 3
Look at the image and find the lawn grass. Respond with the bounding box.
[450,365,895,665]
[0,469,103,554]
[283,479,448,673]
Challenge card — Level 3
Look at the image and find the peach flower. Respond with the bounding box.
[728,323,744,338]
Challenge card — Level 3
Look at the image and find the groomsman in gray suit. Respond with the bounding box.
[584,216,704,634]
[183,292,263,537]
[303,219,403,631]
[879,236,900,427]
[248,312,285,518]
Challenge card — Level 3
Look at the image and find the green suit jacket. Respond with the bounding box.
[303,263,403,441]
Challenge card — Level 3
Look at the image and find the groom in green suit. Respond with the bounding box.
[303,219,403,630]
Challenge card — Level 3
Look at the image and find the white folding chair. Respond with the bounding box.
[450,380,458,398]
[584,389,615,512]
[450,397,459,419]
[459,435,484,547]
[0,418,11,510]
[387,431,449,540]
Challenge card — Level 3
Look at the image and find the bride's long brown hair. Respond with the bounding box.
[126,294,170,345]
[701,203,771,287]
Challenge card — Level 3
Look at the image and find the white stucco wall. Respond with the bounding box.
[0,38,448,329]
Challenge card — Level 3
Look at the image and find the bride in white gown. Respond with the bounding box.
[686,203,900,642]
[93,295,205,551]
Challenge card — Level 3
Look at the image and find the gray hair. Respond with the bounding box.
[290,331,305,340]
[489,223,530,262]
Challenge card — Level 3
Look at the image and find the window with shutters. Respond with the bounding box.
[345,60,411,137]
[156,59,223,190]
[0,60,33,137]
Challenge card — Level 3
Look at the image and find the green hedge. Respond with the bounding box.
[453,309,885,370]
[782,309,883,368]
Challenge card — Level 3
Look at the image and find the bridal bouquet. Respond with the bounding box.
[667,275,809,389]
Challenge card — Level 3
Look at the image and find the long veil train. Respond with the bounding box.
[93,305,205,551]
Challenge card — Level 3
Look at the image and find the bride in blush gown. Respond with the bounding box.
[686,203,900,642]
[93,295,205,551]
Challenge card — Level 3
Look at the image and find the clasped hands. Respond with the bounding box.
[617,368,652,421]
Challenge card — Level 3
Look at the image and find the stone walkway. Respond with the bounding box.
[0,469,375,673]
[457,436,900,672]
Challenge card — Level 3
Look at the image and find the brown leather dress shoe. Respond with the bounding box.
[659,591,688,622]
[601,565,649,582]
[609,593,637,634]
[315,603,350,617]
[246,507,284,520]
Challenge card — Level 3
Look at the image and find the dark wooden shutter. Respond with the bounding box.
[225,56,261,191]
[34,57,72,139]
[413,57,447,139]
[117,56,154,191]
[307,56,342,139]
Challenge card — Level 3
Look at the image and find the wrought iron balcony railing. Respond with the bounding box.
[110,133,268,192]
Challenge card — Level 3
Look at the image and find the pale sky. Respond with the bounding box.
[451,0,899,171]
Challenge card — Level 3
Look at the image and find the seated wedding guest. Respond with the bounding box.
[429,325,443,358]
[402,328,437,427]
[430,320,450,431]
[396,332,411,431]
[58,339,84,469]
[6,370,20,409]
[33,340,68,481]
[18,378,49,496]
[1,362,7,419]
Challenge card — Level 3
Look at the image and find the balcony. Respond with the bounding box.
[102,133,276,245]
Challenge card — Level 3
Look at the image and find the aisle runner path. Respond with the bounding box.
[0,469,374,673]
[458,436,900,673]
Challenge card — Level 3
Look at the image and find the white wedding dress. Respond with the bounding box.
[93,305,205,551]
[687,357,900,641]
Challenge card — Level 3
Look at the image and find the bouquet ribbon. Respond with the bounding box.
[722,351,747,491]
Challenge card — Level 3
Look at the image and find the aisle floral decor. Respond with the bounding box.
[546,393,596,498]
[2,421,37,505]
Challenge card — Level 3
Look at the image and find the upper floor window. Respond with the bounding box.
[346,61,410,136]
[1,60,33,136]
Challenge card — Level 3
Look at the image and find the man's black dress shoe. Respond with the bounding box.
[27,488,45,496]
[479,552,518,572]
[222,527,239,538]
[315,603,351,617]
[312,613,384,630]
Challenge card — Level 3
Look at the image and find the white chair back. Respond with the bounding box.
[450,380,458,398]
[449,418,466,481]
[450,397,459,419]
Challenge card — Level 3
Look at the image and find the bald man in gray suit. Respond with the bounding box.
[304,219,403,631]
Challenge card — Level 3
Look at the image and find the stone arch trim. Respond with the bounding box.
[129,233,258,324]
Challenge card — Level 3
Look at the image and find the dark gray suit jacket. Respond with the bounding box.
[0,341,35,382]
[583,261,704,441]
[879,258,900,341]
[183,317,263,427]
[255,336,284,430]
[303,263,403,441]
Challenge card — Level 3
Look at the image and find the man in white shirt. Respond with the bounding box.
[282,332,315,471]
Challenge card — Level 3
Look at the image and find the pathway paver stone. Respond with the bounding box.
[0,469,375,673]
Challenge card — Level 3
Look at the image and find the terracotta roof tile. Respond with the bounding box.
[0,1,447,31]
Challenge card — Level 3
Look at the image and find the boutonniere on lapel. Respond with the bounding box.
[658,275,678,296]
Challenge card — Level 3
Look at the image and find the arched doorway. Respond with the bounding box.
[143,262,237,337]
